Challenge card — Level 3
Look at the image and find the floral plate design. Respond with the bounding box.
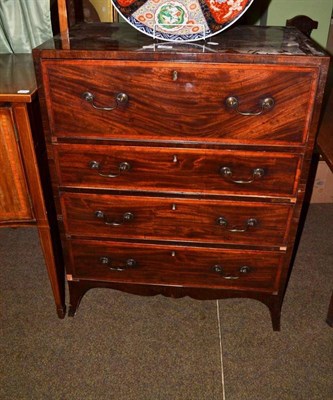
[111,0,254,42]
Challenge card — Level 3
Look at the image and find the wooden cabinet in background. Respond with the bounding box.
[0,54,65,318]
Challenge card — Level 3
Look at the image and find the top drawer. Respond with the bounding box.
[42,61,317,145]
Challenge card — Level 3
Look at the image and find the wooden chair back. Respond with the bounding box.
[286,15,318,37]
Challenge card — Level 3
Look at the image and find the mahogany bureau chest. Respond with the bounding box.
[34,24,329,330]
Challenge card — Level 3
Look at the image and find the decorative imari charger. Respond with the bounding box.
[111,0,254,42]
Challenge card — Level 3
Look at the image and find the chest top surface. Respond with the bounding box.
[34,23,328,64]
[0,54,36,103]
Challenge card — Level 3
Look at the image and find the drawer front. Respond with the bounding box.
[69,240,283,291]
[62,193,293,246]
[55,144,301,197]
[43,60,317,145]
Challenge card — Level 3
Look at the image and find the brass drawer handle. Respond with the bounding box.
[220,166,264,184]
[82,91,128,111]
[217,217,257,232]
[89,160,131,178]
[225,96,275,116]
[99,256,137,271]
[95,210,134,226]
[212,264,251,280]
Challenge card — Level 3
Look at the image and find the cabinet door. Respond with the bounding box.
[0,107,33,222]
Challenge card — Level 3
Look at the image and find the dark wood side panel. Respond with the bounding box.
[317,64,333,171]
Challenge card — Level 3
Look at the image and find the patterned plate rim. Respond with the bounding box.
[111,0,255,42]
